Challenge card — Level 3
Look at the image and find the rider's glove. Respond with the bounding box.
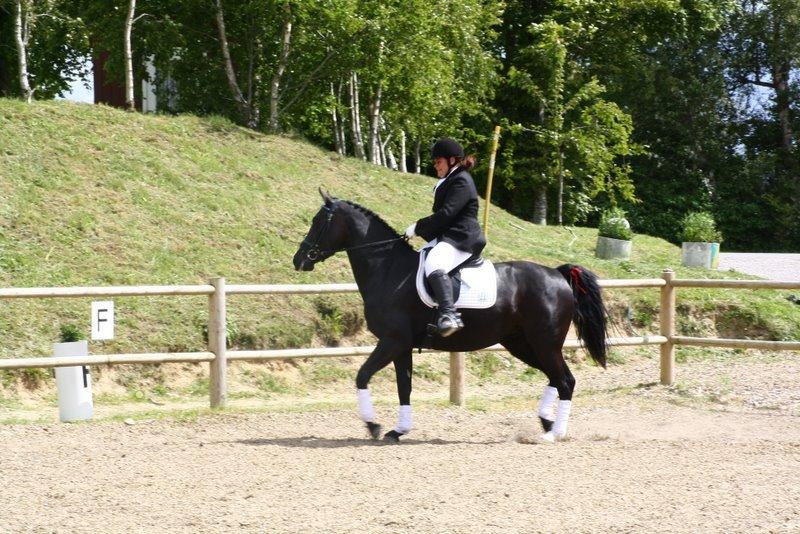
[404,223,417,239]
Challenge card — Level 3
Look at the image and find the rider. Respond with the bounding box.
[404,137,487,336]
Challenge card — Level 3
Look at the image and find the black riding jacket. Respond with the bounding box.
[414,166,487,256]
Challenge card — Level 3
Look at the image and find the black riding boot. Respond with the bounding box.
[426,270,464,337]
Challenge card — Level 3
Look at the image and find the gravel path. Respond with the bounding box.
[718,253,800,282]
[2,352,799,533]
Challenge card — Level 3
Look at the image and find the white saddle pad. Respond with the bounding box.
[416,251,498,309]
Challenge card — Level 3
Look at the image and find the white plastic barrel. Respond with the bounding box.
[53,340,93,422]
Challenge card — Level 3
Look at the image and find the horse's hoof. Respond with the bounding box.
[539,431,566,443]
[383,430,403,443]
[539,417,554,433]
[366,422,382,440]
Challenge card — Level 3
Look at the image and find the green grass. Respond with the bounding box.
[414,361,447,383]
[182,376,210,397]
[303,360,352,384]
[468,352,509,382]
[1,99,799,400]
[241,368,291,395]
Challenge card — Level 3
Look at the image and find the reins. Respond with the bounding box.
[336,236,407,253]
[302,204,407,261]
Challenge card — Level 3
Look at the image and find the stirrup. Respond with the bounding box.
[437,311,463,337]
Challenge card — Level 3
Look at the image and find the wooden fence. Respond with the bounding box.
[1,269,798,407]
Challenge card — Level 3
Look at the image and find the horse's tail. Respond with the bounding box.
[556,264,608,368]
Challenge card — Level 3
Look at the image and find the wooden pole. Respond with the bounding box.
[482,125,501,238]
[449,351,465,406]
[659,269,675,385]
[208,277,227,408]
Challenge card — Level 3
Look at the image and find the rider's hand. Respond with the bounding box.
[404,223,416,239]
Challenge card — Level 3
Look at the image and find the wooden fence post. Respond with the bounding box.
[208,277,227,408]
[660,269,675,385]
[449,351,465,406]
[482,125,502,238]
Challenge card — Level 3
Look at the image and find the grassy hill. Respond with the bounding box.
[1,99,798,406]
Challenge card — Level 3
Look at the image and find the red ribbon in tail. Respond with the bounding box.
[570,266,588,295]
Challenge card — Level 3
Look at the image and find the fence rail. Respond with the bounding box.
[1,270,798,407]
[0,352,214,370]
[0,285,215,298]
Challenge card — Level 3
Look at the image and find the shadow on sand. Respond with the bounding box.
[234,436,506,448]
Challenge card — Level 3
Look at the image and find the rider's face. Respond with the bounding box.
[433,157,450,178]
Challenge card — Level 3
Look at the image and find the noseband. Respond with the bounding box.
[301,205,336,261]
[301,204,406,263]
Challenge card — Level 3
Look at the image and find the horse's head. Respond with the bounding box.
[293,188,351,271]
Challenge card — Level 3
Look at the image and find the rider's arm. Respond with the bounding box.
[414,176,470,241]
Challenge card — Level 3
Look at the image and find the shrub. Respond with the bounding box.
[59,324,84,342]
[20,368,50,389]
[598,208,633,241]
[313,298,364,346]
[679,212,722,243]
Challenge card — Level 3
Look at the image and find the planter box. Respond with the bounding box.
[53,340,93,422]
[595,236,632,260]
[681,242,720,269]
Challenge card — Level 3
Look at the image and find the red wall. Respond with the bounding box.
[92,51,141,110]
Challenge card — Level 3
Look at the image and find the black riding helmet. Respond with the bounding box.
[431,138,465,160]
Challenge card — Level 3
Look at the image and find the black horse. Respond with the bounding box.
[293,190,607,443]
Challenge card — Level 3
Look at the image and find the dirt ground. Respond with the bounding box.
[1,351,799,534]
[717,252,800,282]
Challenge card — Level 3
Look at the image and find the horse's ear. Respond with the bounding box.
[319,187,333,206]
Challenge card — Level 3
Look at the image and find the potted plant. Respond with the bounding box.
[679,211,722,268]
[53,324,93,422]
[595,208,633,260]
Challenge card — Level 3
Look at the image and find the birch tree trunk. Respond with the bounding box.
[14,0,32,103]
[245,33,256,110]
[377,131,386,166]
[773,63,793,154]
[269,4,292,133]
[349,72,365,160]
[331,82,343,155]
[414,140,421,174]
[557,148,564,226]
[368,84,382,164]
[214,0,257,128]
[379,119,393,168]
[386,144,397,170]
[399,130,407,173]
[336,80,347,155]
[124,0,136,111]
[532,187,547,225]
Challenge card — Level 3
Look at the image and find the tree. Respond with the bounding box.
[1,0,87,102]
[13,0,32,102]
[505,20,639,225]
[725,0,800,157]
[492,0,739,240]
[123,0,143,111]
[214,0,259,127]
[721,0,800,249]
[268,2,292,132]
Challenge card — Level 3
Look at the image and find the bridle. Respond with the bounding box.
[301,204,406,262]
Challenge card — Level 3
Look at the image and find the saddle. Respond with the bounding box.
[416,247,498,310]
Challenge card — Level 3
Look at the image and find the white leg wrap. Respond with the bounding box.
[394,405,413,434]
[357,389,375,423]
[537,386,558,420]
[552,400,572,438]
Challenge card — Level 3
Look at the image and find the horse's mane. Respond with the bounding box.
[338,199,414,251]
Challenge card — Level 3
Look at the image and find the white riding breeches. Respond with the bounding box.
[424,240,473,277]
